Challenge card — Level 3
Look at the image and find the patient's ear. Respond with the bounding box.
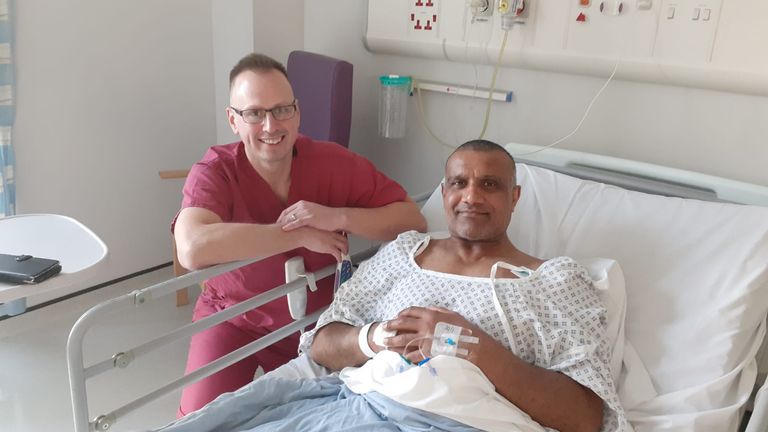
[510,184,522,211]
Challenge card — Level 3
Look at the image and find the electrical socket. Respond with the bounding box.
[409,0,440,38]
[470,0,494,17]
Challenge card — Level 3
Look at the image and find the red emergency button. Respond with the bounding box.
[576,12,587,21]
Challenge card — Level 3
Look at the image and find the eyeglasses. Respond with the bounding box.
[229,100,298,124]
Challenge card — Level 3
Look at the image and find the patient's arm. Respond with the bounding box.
[385,306,604,432]
[174,207,349,270]
[309,322,378,371]
[473,329,604,432]
[277,199,427,241]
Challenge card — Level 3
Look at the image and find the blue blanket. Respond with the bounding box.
[157,376,480,432]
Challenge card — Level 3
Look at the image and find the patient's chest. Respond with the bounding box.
[368,257,603,367]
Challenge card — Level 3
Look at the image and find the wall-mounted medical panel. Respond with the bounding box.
[365,0,768,96]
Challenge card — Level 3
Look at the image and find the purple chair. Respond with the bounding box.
[287,51,353,148]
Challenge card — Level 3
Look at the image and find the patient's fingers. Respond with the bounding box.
[397,305,454,319]
[384,316,423,334]
[395,306,430,318]
[382,332,415,349]
[384,332,430,355]
[404,348,429,364]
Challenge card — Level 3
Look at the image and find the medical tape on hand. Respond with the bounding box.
[430,322,479,357]
[358,322,376,358]
[372,322,396,347]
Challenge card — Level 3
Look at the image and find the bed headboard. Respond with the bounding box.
[516,159,724,203]
[506,143,768,206]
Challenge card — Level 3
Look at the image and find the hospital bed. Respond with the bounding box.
[67,143,768,431]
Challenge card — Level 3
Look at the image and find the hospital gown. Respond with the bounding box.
[300,230,631,432]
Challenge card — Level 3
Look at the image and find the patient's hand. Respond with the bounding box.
[278,200,344,232]
[382,306,489,364]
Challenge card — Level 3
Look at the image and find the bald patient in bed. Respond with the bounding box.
[301,140,631,432]
[159,140,631,432]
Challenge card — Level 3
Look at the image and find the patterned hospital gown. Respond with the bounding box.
[299,231,631,432]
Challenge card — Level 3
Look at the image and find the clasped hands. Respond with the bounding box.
[370,306,490,365]
[276,200,348,262]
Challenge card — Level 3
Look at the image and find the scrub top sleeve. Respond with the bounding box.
[345,153,408,208]
[171,161,233,233]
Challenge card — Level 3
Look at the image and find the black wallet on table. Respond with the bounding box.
[0,253,62,284]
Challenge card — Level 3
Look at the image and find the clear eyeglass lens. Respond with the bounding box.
[239,104,295,123]
[242,110,264,123]
[273,105,296,120]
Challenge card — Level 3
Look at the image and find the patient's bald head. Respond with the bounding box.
[442,140,520,242]
[446,140,516,180]
[445,139,517,184]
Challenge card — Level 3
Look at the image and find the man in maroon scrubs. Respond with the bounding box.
[172,53,426,416]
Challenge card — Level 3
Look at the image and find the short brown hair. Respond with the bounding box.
[229,53,288,90]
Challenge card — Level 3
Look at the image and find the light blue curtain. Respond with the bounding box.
[0,0,14,217]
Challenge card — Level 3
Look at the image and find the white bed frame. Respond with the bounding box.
[67,145,768,432]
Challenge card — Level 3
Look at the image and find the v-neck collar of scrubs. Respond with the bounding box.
[238,139,303,211]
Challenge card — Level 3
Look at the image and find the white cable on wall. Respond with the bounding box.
[477,29,509,140]
[414,79,454,150]
[512,61,620,157]
[415,28,511,151]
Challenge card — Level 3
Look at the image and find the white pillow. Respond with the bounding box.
[509,163,768,390]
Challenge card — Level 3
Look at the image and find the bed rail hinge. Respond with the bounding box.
[132,290,147,306]
[92,413,116,431]
[112,351,134,369]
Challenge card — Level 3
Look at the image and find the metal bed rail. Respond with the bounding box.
[67,247,377,432]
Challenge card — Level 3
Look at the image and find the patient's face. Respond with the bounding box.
[227,69,300,167]
[442,150,520,242]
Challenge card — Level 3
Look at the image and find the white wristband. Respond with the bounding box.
[358,322,376,358]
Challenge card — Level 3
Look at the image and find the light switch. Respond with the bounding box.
[666,6,675,19]
[637,0,652,9]
[702,8,711,20]
[600,0,623,15]
[692,7,700,20]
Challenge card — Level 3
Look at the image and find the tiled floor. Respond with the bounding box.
[0,266,197,432]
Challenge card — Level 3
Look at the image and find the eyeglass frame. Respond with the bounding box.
[229,99,299,124]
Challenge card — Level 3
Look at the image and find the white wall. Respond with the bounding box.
[303,0,768,198]
[212,0,304,144]
[14,0,217,304]
[212,0,254,145]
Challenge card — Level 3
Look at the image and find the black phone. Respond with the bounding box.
[0,253,62,284]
